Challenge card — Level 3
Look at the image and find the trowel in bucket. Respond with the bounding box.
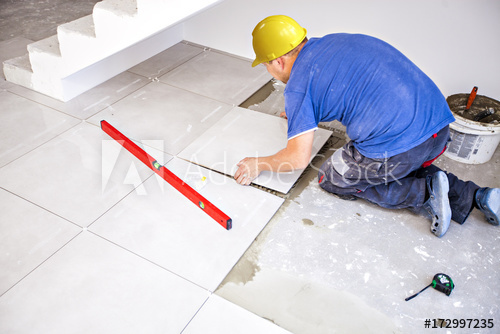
[464,86,478,111]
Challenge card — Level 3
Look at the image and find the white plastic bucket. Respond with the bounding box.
[444,94,500,164]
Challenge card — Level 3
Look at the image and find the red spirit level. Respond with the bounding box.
[101,120,232,230]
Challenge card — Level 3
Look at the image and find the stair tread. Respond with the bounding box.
[58,15,96,38]
[3,0,220,101]
[27,35,61,57]
[94,0,138,17]
[3,54,33,72]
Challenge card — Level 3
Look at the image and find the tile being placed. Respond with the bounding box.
[178,107,333,193]
[7,71,149,120]
[0,122,172,227]
[128,41,204,79]
[0,91,80,167]
[184,294,292,334]
[0,232,209,333]
[90,157,284,291]
[0,189,80,295]
[87,81,232,155]
[159,49,271,105]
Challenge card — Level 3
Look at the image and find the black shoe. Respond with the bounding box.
[423,171,451,237]
[475,188,500,226]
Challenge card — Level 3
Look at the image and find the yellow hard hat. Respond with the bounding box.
[251,15,307,67]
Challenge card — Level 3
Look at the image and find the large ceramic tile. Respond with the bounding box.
[0,189,80,296]
[90,157,284,291]
[178,107,333,193]
[0,91,80,167]
[7,71,149,120]
[128,41,203,79]
[0,122,172,227]
[87,81,233,155]
[184,294,292,334]
[0,232,209,333]
[159,50,271,105]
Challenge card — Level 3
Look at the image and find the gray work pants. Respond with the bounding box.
[318,126,479,224]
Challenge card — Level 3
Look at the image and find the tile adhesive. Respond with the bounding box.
[445,93,500,164]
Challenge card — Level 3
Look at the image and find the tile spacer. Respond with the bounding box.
[101,120,232,230]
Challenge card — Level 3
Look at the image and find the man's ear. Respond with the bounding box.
[275,56,286,71]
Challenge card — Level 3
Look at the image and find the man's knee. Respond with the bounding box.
[318,158,358,195]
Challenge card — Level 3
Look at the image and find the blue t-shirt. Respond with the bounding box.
[285,33,455,158]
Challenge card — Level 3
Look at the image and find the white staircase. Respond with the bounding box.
[3,0,222,102]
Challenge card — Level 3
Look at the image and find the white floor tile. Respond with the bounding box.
[0,91,80,167]
[0,122,171,227]
[0,232,209,334]
[0,189,80,295]
[87,82,233,155]
[159,50,271,105]
[184,294,291,334]
[178,107,333,193]
[90,157,284,291]
[128,42,203,79]
[7,71,149,120]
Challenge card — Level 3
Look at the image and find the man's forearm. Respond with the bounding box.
[234,130,315,185]
[257,146,310,173]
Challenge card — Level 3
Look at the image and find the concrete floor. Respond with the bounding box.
[1,2,499,333]
[225,82,500,333]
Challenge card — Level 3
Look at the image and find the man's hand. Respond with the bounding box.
[233,130,315,186]
[234,157,260,185]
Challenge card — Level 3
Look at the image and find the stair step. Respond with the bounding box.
[3,54,34,89]
[58,15,96,39]
[95,0,138,18]
[57,15,100,70]
[27,35,66,77]
[27,35,61,58]
[93,0,138,39]
[3,0,224,101]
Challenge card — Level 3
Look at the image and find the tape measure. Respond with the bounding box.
[405,273,455,301]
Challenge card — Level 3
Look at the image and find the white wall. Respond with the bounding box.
[183,0,500,101]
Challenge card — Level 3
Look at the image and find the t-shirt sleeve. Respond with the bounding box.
[285,90,318,140]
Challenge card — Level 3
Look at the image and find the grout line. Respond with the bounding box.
[0,121,82,169]
[88,229,212,292]
[159,81,235,106]
[179,293,212,334]
[5,88,82,121]
[81,79,150,121]
[0,187,85,229]
[0,230,83,299]
[85,172,156,230]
